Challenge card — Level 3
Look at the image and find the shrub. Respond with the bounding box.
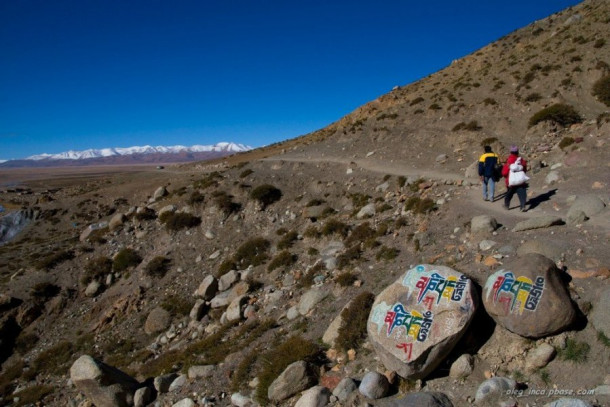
[250,184,282,209]
[267,251,297,271]
[335,292,375,352]
[112,248,142,272]
[14,332,39,355]
[429,103,442,110]
[217,259,237,277]
[134,207,157,221]
[161,212,202,231]
[277,230,298,250]
[483,98,497,106]
[409,97,424,106]
[528,103,582,127]
[524,93,542,102]
[405,197,436,214]
[213,191,241,216]
[306,199,326,207]
[161,295,193,316]
[239,169,254,178]
[234,237,270,268]
[336,245,362,269]
[187,190,204,205]
[597,112,610,127]
[144,256,171,278]
[321,219,349,238]
[452,120,482,132]
[255,336,322,404]
[34,249,74,270]
[397,176,407,188]
[25,340,75,379]
[82,256,112,284]
[480,137,498,147]
[557,338,589,363]
[594,38,606,48]
[376,246,399,261]
[30,282,60,302]
[336,272,357,287]
[12,385,54,407]
[592,75,610,107]
[303,226,320,239]
[345,222,376,246]
[558,137,575,150]
[193,172,222,189]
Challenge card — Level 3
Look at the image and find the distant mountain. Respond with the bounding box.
[0,142,252,168]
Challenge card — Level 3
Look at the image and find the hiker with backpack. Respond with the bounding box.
[478,145,500,202]
[501,145,529,212]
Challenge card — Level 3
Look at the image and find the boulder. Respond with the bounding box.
[471,215,497,235]
[268,361,317,402]
[298,287,329,316]
[158,205,177,219]
[474,376,517,404]
[482,254,577,338]
[226,295,248,322]
[194,275,219,300]
[172,399,195,407]
[187,365,214,379]
[134,386,152,407]
[566,210,588,226]
[231,393,255,407]
[294,385,331,407]
[358,371,390,399]
[377,392,453,407]
[219,270,239,292]
[512,216,563,232]
[367,264,477,379]
[332,378,358,401]
[449,354,474,379]
[109,213,127,231]
[153,186,168,201]
[189,299,208,321]
[356,203,376,219]
[154,373,178,393]
[517,240,563,261]
[144,307,171,335]
[70,355,140,407]
[544,399,593,407]
[525,343,556,372]
[567,195,606,219]
[590,286,610,338]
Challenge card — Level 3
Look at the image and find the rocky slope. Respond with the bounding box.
[0,1,609,406]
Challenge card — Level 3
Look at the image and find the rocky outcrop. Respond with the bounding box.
[368,264,477,379]
[70,355,141,407]
[483,254,578,338]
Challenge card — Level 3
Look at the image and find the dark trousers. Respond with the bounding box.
[505,185,527,209]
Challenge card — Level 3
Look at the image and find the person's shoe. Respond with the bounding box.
[504,205,510,210]
[520,207,527,212]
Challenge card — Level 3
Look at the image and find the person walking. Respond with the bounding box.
[478,145,499,201]
[501,145,529,211]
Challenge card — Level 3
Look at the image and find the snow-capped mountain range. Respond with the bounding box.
[26,142,251,161]
[0,142,252,168]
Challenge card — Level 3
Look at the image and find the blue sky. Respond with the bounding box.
[0,1,581,160]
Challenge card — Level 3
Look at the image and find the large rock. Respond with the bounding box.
[358,371,390,399]
[590,286,610,338]
[471,215,497,235]
[295,385,331,407]
[268,361,317,402]
[298,287,329,316]
[70,355,141,407]
[153,186,168,201]
[332,378,358,401]
[109,213,127,231]
[512,216,563,232]
[482,254,577,338]
[144,307,171,335]
[194,275,219,300]
[367,264,478,379]
[474,376,517,404]
[377,392,454,407]
[567,195,606,219]
[517,240,563,261]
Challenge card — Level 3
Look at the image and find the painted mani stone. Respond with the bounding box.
[367,264,477,379]
[482,253,578,338]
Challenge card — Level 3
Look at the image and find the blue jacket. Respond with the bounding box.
[478,152,499,177]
